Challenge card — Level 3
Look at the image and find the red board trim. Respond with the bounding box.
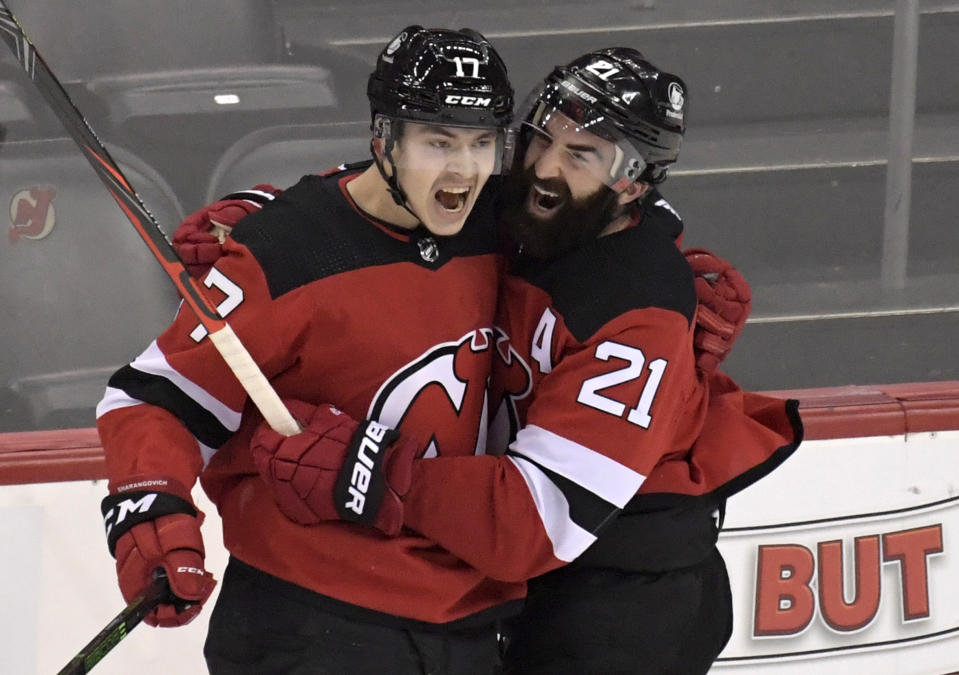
[2,381,958,485]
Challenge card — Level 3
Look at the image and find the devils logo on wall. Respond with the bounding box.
[9,186,57,242]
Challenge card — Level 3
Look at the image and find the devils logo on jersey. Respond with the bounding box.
[368,329,497,458]
[487,326,534,454]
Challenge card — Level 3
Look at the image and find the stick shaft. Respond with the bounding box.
[56,576,170,675]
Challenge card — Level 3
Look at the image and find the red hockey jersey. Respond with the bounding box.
[96,165,525,626]
[400,195,711,580]
[401,194,801,581]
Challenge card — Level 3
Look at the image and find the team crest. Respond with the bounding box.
[368,329,495,458]
[9,186,57,243]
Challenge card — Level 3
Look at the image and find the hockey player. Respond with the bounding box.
[491,49,803,673]
[96,26,520,674]
[242,48,801,674]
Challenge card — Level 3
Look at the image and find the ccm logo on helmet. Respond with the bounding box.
[445,94,491,106]
[344,421,391,515]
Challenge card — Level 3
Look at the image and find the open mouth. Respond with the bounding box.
[531,184,563,212]
[435,186,471,213]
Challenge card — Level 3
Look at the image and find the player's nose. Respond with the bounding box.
[532,145,562,180]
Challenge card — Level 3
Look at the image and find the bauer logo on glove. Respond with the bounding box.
[251,399,422,536]
[337,420,396,520]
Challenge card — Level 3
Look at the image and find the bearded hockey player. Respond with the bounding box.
[96,26,522,674]
[490,48,803,674]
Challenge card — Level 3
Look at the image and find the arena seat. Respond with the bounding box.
[0,80,185,431]
[5,0,282,80]
[5,0,340,211]
[204,123,370,201]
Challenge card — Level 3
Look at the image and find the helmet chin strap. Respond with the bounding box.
[369,136,425,225]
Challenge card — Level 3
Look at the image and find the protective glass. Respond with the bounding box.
[374,115,515,176]
[518,81,647,193]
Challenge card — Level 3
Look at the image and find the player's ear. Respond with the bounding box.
[617,180,650,207]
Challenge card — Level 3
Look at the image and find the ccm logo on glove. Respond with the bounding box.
[102,491,196,553]
[103,493,158,539]
[177,566,207,575]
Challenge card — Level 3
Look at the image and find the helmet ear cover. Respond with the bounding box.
[368,116,407,209]
[371,116,403,152]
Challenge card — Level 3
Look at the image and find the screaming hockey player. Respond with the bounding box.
[96,26,521,674]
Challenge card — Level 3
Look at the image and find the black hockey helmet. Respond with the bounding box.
[521,47,687,187]
[366,26,515,212]
[367,25,514,129]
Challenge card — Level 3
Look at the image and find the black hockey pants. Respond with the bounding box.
[204,557,502,675]
[501,547,733,675]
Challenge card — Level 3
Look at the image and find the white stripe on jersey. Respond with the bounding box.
[235,189,276,206]
[96,340,243,433]
[96,386,144,419]
[509,424,646,508]
[507,454,597,562]
[242,189,276,200]
[198,440,218,467]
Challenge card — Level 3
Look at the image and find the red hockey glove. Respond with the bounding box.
[251,400,421,536]
[101,481,216,627]
[172,185,281,278]
[685,248,752,376]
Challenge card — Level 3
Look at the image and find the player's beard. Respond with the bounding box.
[500,163,620,261]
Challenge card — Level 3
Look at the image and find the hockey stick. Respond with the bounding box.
[0,3,299,435]
[56,571,173,675]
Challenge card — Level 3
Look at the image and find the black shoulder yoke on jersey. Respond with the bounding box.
[230,163,499,299]
[513,199,695,343]
[642,187,684,241]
